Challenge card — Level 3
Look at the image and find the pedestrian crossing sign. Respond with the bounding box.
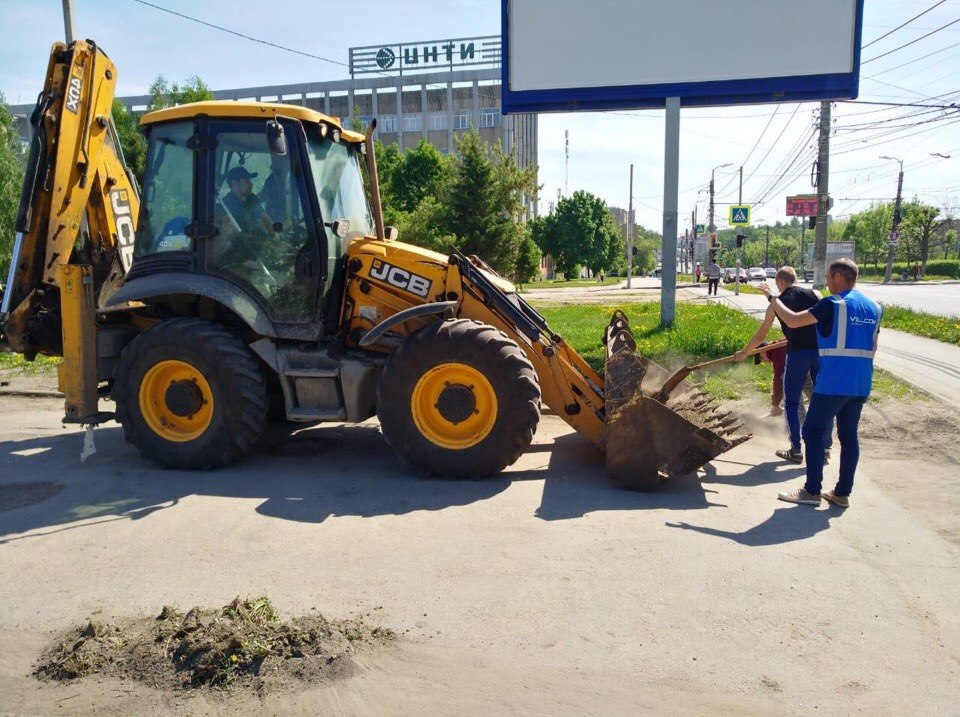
[729,205,751,226]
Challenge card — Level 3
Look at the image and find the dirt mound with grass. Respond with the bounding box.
[34,597,394,693]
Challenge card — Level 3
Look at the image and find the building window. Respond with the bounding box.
[427,113,448,131]
[402,114,423,132]
[480,109,500,128]
[379,115,397,133]
[453,111,471,130]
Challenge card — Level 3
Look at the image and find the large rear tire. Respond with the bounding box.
[114,318,267,469]
[377,319,541,478]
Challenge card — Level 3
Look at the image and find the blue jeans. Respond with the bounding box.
[783,350,832,451]
[801,393,867,496]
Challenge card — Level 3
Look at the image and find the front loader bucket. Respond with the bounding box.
[603,312,750,490]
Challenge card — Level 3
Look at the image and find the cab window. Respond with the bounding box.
[134,121,194,257]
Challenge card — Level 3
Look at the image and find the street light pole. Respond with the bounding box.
[62,0,75,42]
[735,165,743,296]
[708,163,732,264]
[880,156,904,285]
[765,224,770,267]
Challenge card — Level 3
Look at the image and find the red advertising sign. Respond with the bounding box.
[786,195,819,217]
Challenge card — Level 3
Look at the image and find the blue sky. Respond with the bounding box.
[1,0,957,230]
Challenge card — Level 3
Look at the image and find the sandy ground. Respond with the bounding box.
[0,386,958,715]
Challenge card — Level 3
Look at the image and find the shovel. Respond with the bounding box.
[653,339,788,404]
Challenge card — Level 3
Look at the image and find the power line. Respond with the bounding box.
[862,18,960,64]
[716,104,781,196]
[839,99,960,108]
[131,0,350,68]
[866,40,960,77]
[861,0,950,49]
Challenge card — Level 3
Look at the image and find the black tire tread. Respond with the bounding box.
[113,318,267,469]
[377,318,541,479]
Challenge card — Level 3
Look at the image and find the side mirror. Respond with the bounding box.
[384,226,399,241]
[266,120,287,156]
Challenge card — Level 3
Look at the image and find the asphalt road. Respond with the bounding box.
[0,396,958,715]
[807,280,960,319]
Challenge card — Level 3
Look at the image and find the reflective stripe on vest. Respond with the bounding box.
[817,298,876,359]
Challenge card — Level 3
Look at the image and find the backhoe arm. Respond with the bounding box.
[1,40,139,357]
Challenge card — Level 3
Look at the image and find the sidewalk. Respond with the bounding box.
[703,287,960,413]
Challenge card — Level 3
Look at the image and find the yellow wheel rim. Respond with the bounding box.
[138,359,214,442]
[411,362,498,450]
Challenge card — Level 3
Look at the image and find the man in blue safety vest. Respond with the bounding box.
[759,258,882,508]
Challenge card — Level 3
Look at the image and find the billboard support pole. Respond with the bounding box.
[661,97,680,328]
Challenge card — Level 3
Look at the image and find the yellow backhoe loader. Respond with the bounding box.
[1,40,748,489]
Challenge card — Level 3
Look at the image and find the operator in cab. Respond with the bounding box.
[220,166,274,238]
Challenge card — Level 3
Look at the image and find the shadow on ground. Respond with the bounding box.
[666,505,844,547]
[0,420,800,539]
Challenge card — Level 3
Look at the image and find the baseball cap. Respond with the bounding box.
[225,166,258,182]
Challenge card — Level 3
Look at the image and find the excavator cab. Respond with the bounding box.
[121,105,371,337]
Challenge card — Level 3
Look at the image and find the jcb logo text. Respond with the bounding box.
[111,189,136,271]
[65,74,83,114]
[369,259,431,298]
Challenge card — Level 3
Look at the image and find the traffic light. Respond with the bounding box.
[808,216,817,229]
[736,233,745,248]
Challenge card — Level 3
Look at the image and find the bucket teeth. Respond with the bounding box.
[602,312,751,491]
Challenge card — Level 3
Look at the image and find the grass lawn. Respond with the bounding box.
[530,300,923,404]
[728,282,765,295]
[0,350,60,374]
[521,276,623,290]
[879,305,960,347]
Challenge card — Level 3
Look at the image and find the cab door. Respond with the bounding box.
[205,118,322,328]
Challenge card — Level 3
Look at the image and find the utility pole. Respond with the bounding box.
[627,164,634,289]
[564,130,569,198]
[812,101,831,290]
[735,165,743,296]
[692,207,697,269]
[799,221,805,279]
[708,163,731,267]
[882,156,904,284]
[62,0,75,42]
[765,225,770,267]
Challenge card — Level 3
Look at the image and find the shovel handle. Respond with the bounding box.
[688,339,787,372]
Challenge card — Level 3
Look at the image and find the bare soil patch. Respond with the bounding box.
[34,597,394,696]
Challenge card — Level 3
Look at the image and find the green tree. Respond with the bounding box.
[843,203,892,268]
[373,140,404,226]
[535,191,621,279]
[0,94,26,279]
[444,130,520,275]
[899,201,940,275]
[767,237,799,269]
[514,230,542,284]
[389,140,450,213]
[391,195,457,255]
[111,99,147,185]
[147,74,215,112]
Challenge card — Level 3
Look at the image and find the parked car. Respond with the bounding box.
[748,267,766,281]
[764,267,777,279]
[723,267,748,283]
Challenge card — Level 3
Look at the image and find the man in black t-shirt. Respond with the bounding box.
[736,266,831,463]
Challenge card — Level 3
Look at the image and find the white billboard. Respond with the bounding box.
[503,0,863,112]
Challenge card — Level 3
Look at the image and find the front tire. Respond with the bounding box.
[377,319,541,479]
[114,319,267,469]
